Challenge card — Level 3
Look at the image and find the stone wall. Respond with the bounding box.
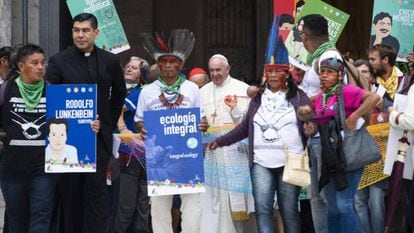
[0,0,12,46]
[12,0,39,45]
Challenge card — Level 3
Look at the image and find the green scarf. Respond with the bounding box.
[16,76,45,111]
[158,73,186,94]
[306,41,335,66]
[322,83,340,106]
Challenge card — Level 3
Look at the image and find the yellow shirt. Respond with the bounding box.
[376,67,399,99]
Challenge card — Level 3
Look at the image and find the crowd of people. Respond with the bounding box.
[0,11,414,233]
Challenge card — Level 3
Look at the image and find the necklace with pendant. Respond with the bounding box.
[159,92,184,109]
[255,107,293,143]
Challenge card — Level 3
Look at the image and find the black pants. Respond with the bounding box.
[113,157,149,233]
[58,142,110,233]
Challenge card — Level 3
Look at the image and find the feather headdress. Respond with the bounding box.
[140,29,195,62]
[264,16,289,71]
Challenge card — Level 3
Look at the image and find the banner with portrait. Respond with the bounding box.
[144,108,205,196]
[45,84,97,173]
[66,0,130,54]
[273,0,307,42]
[370,0,414,62]
[285,0,349,69]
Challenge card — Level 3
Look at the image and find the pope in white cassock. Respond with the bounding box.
[200,54,256,233]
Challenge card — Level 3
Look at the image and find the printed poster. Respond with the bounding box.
[273,0,307,42]
[144,108,205,196]
[370,0,414,61]
[285,0,349,68]
[66,0,130,54]
[45,84,97,173]
[202,124,252,194]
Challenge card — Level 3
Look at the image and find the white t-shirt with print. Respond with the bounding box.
[134,79,201,122]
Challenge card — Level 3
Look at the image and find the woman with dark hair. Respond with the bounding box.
[208,53,312,233]
[208,62,311,233]
[0,44,54,233]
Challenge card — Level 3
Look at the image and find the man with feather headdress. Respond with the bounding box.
[135,29,208,233]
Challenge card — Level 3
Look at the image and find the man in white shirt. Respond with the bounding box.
[200,54,256,233]
[135,29,208,233]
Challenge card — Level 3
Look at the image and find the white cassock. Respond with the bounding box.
[200,76,256,233]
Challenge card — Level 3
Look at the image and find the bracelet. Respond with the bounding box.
[395,112,403,125]
[118,124,127,131]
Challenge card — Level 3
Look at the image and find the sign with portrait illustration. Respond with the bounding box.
[66,0,130,54]
[285,0,349,68]
[45,84,97,173]
[273,0,307,42]
[144,108,205,196]
[370,0,414,61]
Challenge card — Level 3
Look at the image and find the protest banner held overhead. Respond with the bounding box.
[144,108,205,196]
[66,0,130,54]
[285,0,349,68]
[45,84,97,173]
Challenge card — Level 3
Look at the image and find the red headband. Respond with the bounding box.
[264,64,290,71]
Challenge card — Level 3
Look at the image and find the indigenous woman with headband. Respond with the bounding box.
[208,17,313,233]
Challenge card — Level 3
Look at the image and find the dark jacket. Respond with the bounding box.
[45,46,126,157]
[216,88,312,168]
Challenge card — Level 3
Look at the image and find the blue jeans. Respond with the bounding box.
[355,178,388,233]
[251,163,301,233]
[309,137,328,233]
[0,169,55,233]
[324,168,363,233]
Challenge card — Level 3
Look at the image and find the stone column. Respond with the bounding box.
[0,0,12,46]
[28,0,40,44]
[39,0,60,59]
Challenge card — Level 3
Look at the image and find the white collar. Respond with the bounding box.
[214,75,232,89]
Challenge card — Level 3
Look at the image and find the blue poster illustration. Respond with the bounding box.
[144,108,205,196]
[45,84,97,173]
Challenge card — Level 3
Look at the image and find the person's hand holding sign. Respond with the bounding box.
[91,115,100,133]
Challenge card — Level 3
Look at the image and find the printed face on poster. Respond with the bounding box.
[370,1,414,62]
[45,84,97,173]
[284,0,349,68]
[66,0,130,54]
[144,108,205,196]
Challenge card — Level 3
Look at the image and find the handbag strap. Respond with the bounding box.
[338,84,349,132]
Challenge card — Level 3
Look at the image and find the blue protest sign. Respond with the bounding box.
[45,84,97,173]
[144,108,205,196]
